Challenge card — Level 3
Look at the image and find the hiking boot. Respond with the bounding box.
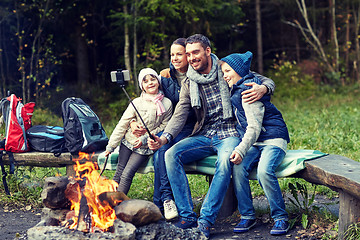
[163,199,178,220]
[197,221,210,239]
[233,219,256,233]
[270,220,290,235]
[173,218,197,229]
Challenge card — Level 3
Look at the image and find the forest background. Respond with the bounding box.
[0,0,360,233]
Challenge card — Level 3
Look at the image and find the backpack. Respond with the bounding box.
[0,94,35,153]
[61,97,108,155]
[26,125,66,156]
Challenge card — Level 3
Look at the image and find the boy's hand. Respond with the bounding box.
[130,121,147,137]
[230,151,242,165]
[242,82,267,104]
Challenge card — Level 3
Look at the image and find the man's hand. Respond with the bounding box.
[130,121,147,137]
[133,139,142,148]
[229,151,242,165]
[241,82,267,104]
[148,135,167,150]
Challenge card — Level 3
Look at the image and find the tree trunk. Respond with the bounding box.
[75,24,90,90]
[353,4,360,84]
[123,1,131,77]
[133,0,139,95]
[329,0,340,77]
[344,3,350,82]
[255,0,263,74]
[0,24,6,97]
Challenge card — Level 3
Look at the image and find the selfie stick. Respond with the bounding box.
[120,87,156,141]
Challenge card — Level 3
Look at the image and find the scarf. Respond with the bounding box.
[186,53,233,119]
[142,91,166,116]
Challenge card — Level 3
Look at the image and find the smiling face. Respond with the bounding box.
[170,44,188,73]
[221,62,241,87]
[185,42,212,74]
[142,74,160,95]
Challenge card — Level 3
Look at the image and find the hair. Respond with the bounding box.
[185,34,211,50]
[172,38,186,48]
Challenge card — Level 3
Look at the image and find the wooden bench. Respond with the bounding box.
[1,152,359,239]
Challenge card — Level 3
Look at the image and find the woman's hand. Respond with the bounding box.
[241,82,267,104]
[229,151,242,165]
[130,121,147,137]
[104,151,111,157]
[133,139,142,148]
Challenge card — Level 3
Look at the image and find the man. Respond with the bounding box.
[148,34,240,238]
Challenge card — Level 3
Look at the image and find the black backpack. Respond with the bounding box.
[61,97,108,155]
[26,125,66,156]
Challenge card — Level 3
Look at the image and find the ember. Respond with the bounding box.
[64,152,119,232]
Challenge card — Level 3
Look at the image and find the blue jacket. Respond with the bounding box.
[161,63,196,127]
[230,73,290,143]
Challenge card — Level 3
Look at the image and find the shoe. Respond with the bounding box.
[233,219,256,233]
[163,199,178,220]
[197,221,210,238]
[173,218,197,229]
[270,220,290,235]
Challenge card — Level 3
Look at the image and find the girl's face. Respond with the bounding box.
[170,44,188,73]
[221,62,241,87]
[142,74,160,95]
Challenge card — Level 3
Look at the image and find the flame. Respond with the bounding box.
[66,152,119,232]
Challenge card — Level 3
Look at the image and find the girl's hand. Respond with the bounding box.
[230,151,242,165]
[130,121,147,137]
[104,151,111,157]
[133,139,142,148]
[242,82,267,104]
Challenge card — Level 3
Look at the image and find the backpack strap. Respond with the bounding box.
[0,140,10,195]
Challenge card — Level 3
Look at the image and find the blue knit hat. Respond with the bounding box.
[221,51,253,77]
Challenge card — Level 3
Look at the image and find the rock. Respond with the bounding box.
[41,176,70,209]
[115,199,163,226]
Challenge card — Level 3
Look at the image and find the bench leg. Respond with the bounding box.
[207,175,237,219]
[218,180,237,219]
[66,165,76,177]
[338,190,360,239]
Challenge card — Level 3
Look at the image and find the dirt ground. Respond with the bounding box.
[0,195,339,240]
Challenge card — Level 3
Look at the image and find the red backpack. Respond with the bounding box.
[0,94,35,153]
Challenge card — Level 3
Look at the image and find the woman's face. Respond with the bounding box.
[170,44,188,73]
[142,75,160,95]
[221,62,241,87]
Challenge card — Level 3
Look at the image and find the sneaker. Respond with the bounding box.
[163,199,178,220]
[173,218,197,229]
[233,219,256,233]
[270,220,290,235]
[197,221,210,238]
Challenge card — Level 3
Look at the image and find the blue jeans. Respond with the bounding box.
[232,145,288,221]
[165,134,240,225]
[153,125,193,210]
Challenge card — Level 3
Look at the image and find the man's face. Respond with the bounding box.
[185,42,211,74]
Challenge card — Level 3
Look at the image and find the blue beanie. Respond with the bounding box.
[221,51,253,77]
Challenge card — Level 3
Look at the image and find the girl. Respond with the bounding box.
[105,68,172,194]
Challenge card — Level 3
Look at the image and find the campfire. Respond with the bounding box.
[63,152,120,232]
[25,153,207,240]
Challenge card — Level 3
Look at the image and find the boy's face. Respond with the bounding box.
[221,62,241,88]
[142,75,159,94]
[185,42,211,74]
